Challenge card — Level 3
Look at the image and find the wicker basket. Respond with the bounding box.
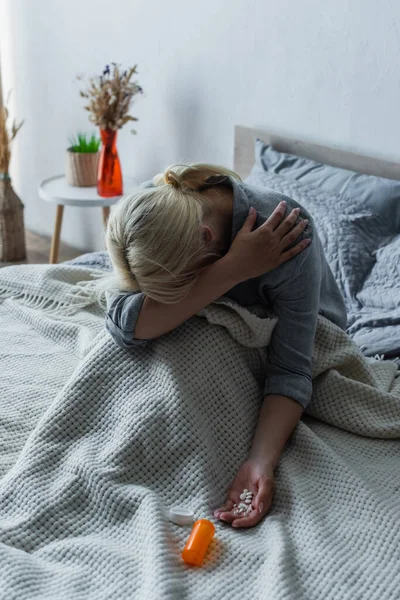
[66,150,100,187]
[0,175,26,262]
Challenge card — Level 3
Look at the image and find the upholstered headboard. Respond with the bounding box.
[234,125,400,181]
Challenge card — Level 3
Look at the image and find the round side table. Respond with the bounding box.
[38,175,138,263]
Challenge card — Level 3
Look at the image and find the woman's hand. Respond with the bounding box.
[213,459,275,528]
[224,202,310,283]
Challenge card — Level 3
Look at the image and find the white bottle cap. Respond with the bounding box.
[168,506,195,526]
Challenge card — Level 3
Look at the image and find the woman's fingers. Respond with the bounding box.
[214,500,234,519]
[279,218,308,249]
[278,237,311,265]
[273,206,301,236]
[219,498,271,528]
[231,500,271,528]
[261,201,287,230]
[259,205,305,244]
[216,510,237,524]
[232,475,274,528]
[231,509,262,528]
[239,207,258,233]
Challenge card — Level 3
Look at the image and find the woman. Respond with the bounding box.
[103,163,347,528]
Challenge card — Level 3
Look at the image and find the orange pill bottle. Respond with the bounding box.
[181,519,215,566]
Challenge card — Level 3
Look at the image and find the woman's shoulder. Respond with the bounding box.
[237,181,315,244]
[239,181,313,220]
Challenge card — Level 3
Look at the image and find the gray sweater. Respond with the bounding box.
[106,178,347,410]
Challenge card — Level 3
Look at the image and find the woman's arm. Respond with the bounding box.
[135,204,310,340]
[214,232,321,528]
[135,255,240,339]
[260,239,321,408]
[248,394,303,469]
[214,394,303,528]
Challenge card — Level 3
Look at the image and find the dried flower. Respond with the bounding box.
[78,64,143,134]
[0,93,24,174]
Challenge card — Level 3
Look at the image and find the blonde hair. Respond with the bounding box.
[97,163,241,305]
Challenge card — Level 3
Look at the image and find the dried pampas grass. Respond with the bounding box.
[0,94,24,174]
[78,63,143,133]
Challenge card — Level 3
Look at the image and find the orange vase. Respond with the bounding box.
[97,128,123,197]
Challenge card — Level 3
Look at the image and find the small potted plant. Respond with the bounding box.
[66,132,101,187]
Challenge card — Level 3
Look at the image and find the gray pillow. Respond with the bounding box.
[347,236,400,357]
[357,235,400,311]
[254,138,400,233]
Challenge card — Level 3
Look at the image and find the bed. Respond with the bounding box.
[0,126,399,600]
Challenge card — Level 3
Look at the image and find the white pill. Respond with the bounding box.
[246,492,253,498]
[238,503,247,509]
[243,489,248,493]
[239,493,246,500]
[245,498,252,504]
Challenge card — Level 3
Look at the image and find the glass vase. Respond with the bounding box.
[97,128,123,197]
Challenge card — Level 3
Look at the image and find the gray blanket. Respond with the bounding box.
[0,263,400,600]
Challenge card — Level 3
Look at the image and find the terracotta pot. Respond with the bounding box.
[66,150,100,187]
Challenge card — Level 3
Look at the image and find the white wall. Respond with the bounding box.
[1,0,400,251]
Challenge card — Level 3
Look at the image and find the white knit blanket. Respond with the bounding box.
[0,263,399,600]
